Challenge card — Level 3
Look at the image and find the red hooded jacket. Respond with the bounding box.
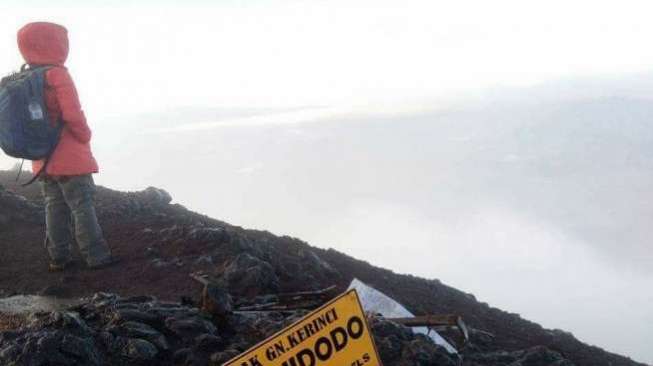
[17,22,99,177]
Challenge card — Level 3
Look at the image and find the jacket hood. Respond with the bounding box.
[17,22,69,66]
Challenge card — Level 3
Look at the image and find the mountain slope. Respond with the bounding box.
[0,171,647,366]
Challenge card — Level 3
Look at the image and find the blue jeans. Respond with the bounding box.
[41,174,112,266]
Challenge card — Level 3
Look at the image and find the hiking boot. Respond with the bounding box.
[87,256,120,270]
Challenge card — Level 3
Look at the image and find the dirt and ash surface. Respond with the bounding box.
[0,171,647,366]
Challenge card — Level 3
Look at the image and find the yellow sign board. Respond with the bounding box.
[223,289,383,366]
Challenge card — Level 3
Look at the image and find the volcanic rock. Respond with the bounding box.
[219,253,280,298]
[200,283,233,318]
[0,172,646,366]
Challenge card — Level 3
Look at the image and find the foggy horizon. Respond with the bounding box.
[1,1,652,364]
[5,74,648,363]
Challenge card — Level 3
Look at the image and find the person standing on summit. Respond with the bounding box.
[17,22,117,271]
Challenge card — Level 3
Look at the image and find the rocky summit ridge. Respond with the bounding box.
[0,171,647,366]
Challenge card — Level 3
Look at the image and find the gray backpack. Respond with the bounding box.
[0,65,62,185]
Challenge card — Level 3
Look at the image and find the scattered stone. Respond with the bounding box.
[165,316,217,339]
[220,253,279,297]
[369,317,458,366]
[122,338,158,361]
[142,187,172,206]
[112,309,160,326]
[194,255,214,265]
[0,184,43,226]
[188,226,229,243]
[201,284,233,318]
[173,347,192,364]
[209,349,241,365]
[0,344,19,360]
[60,334,102,366]
[111,321,169,351]
[151,258,170,268]
[194,333,223,351]
[462,345,575,366]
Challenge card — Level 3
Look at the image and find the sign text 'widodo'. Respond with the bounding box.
[223,289,382,366]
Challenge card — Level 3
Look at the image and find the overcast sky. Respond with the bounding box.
[1,1,652,364]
